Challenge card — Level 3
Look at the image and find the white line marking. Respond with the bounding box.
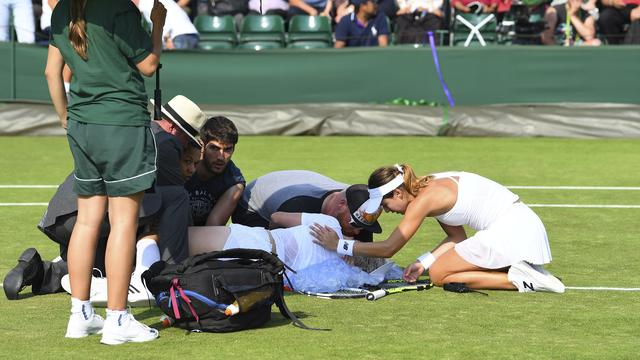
[528,204,640,209]
[0,185,57,188]
[2,203,639,209]
[566,286,640,291]
[507,186,640,190]
[0,203,48,206]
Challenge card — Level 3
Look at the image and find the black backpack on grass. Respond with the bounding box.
[142,248,321,332]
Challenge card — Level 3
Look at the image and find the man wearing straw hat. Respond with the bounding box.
[3,95,205,304]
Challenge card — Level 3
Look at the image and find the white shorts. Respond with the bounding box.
[225,224,271,253]
[454,202,552,269]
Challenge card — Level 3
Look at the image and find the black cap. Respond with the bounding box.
[345,184,383,234]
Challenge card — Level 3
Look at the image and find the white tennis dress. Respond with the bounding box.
[433,172,552,269]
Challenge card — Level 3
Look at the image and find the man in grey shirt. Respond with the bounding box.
[232,170,382,242]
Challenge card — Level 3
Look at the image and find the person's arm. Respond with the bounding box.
[570,11,597,42]
[320,0,333,16]
[289,0,320,15]
[402,222,467,281]
[312,190,433,257]
[44,45,68,129]
[136,0,166,77]
[378,34,389,47]
[204,183,244,226]
[454,1,471,13]
[541,7,558,45]
[334,40,347,48]
[270,212,303,228]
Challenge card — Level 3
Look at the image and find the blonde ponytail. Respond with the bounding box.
[368,163,432,198]
[69,0,88,60]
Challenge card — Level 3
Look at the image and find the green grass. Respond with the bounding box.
[1,136,639,359]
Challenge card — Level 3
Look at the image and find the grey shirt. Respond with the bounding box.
[240,170,347,220]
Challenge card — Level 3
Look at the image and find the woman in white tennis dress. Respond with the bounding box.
[312,164,565,293]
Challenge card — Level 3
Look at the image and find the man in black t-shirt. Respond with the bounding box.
[232,170,382,242]
[185,116,245,226]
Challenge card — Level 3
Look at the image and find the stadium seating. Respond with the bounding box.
[287,15,333,49]
[451,13,497,47]
[194,15,237,50]
[238,15,286,50]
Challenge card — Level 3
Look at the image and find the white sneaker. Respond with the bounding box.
[100,312,159,345]
[61,274,154,307]
[61,274,108,307]
[508,261,565,293]
[127,273,155,307]
[65,308,104,338]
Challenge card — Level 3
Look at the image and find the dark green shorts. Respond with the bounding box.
[66,120,156,196]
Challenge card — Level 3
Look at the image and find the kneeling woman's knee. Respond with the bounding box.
[428,261,447,287]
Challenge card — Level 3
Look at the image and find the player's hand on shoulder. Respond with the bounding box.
[310,223,340,250]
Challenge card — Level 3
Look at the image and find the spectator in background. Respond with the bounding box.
[175,0,198,20]
[334,0,354,23]
[288,0,333,19]
[394,0,443,44]
[39,0,57,39]
[334,0,389,47]
[453,0,497,14]
[598,0,640,44]
[135,0,200,49]
[623,5,640,43]
[0,0,35,43]
[248,0,289,18]
[542,0,601,46]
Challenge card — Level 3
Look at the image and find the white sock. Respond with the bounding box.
[71,297,94,320]
[134,238,160,275]
[106,309,128,325]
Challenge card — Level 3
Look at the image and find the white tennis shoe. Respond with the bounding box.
[61,273,154,307]
[65,305,104,338]
[100,311,158,345]
[508,261,565,293]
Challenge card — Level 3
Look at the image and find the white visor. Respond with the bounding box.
[361,174,405,214]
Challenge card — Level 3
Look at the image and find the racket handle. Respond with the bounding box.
[366,289,388,301]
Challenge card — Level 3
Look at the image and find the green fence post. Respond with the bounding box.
[10,13,16,99]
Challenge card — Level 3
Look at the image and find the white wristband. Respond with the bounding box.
[337,239,355,256]
[417,252,436,270]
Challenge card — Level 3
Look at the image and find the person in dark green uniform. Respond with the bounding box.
[45,0,166,345]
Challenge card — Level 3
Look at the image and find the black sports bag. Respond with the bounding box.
[142,248,323,332]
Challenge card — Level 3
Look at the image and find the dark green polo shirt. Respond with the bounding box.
[50,0,153,126]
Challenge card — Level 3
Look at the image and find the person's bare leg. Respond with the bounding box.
[188,226,231,256]
[68,195,107,300]
[105,193,143,310]
[429,248,516,290]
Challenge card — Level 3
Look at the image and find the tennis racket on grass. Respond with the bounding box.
[297,288,370,300]
[366,281,434,301]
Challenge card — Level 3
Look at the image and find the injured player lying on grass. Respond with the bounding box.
[188,212,401,293]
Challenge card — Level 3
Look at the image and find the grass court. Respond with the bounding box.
[0,136,638,359]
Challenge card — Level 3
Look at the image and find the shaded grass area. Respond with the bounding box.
[0,136,639,359]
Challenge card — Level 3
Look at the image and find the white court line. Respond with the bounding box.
[566,286,640,291]
[0,185,57,188]
[528,204,640,209]
[0,203,48,206]
[507,186,640,190]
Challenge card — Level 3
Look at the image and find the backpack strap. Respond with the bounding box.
[189,249,285,270]
[170,278,200,322]
[274,287,330,331]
